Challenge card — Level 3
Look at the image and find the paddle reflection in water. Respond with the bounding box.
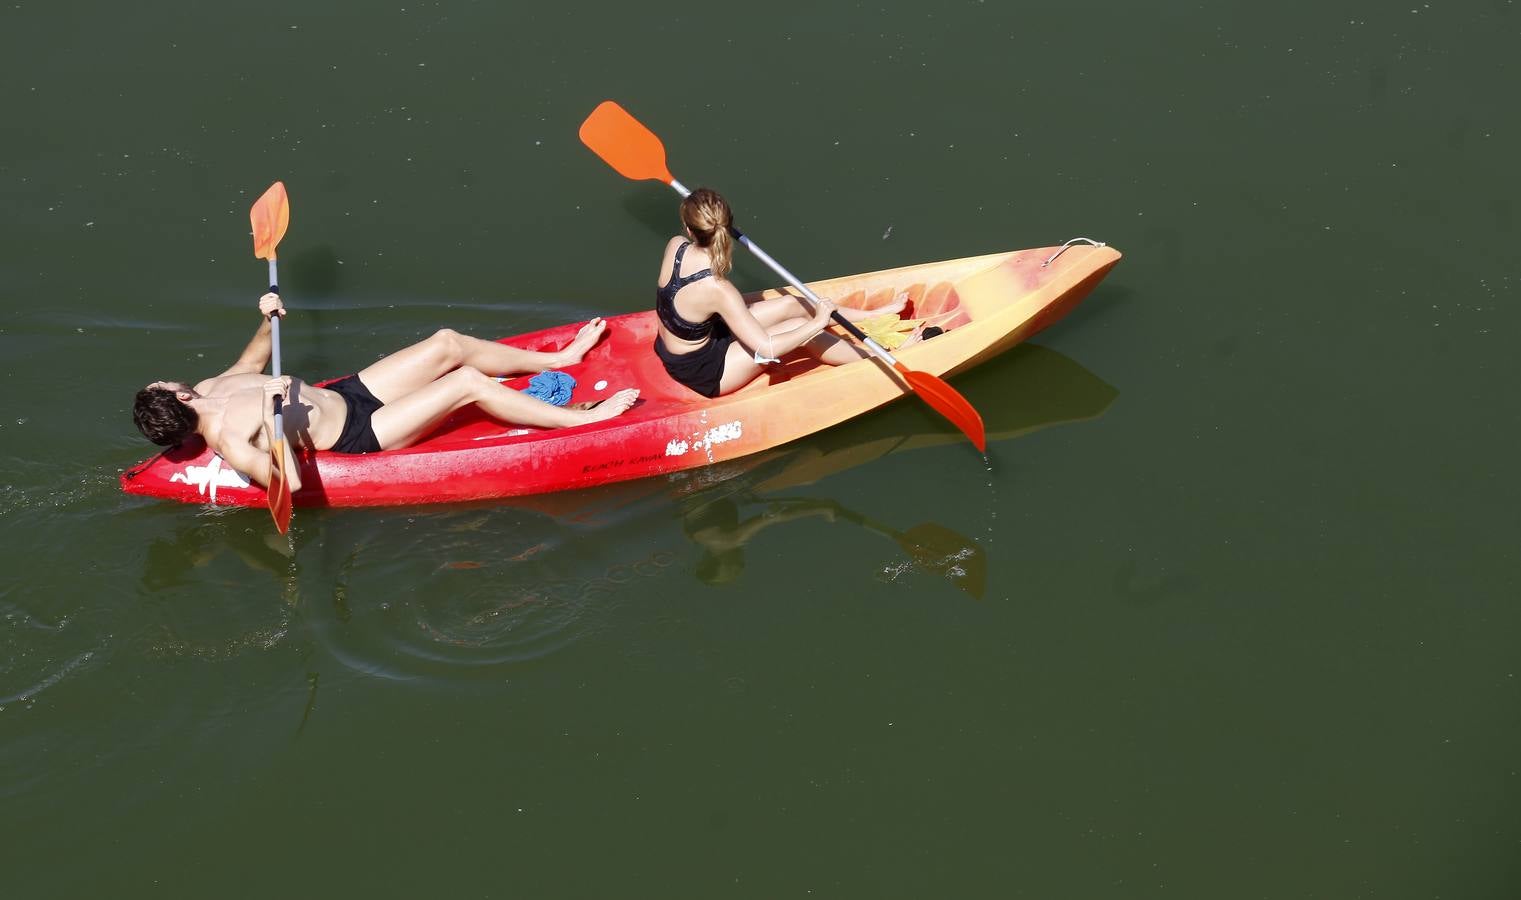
[139,513,301,659]
[142,516,298,597]
[136,512,322,737]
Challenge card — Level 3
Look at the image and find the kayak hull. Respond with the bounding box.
[120,244,1120,508]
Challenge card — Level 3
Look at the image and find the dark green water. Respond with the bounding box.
[3,1,1518,896]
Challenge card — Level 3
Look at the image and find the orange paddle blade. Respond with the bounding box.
[267,440,293,534]
[578,101,675,184]
[897,365,986,452]
[250,181,290,261]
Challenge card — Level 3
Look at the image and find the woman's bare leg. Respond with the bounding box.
[357,321,607,403]
[716,317,870,395]
[369,366,637,450]
[716,341,769,396]
[801,330,872,366]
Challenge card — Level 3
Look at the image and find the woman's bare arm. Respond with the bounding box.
[714,281,833,360]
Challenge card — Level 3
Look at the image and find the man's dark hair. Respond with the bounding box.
[133,387,197,446]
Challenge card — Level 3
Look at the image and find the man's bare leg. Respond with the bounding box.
[357,320,607,403]
[368,366,638,450]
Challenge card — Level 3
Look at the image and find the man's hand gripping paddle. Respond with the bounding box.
[577,100,985,451]
[250,181,293,534]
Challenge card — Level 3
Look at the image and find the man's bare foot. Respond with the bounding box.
[556,317,607,367]
[577,388,639,423]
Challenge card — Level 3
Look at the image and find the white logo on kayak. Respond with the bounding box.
[665,420,742,460]
[169,455,252,504]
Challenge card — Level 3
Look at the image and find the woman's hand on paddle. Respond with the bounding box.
[811,297,837,332]
[259,293,286,319]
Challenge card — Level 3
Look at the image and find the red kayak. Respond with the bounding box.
[120,242,1120,508]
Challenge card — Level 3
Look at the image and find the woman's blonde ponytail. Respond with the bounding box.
[680,187,735,280]
[707,223,733,281]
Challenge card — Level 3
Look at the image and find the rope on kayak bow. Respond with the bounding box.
[1042,237,1107,268]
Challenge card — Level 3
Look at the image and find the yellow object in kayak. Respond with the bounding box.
[856,313,925,350]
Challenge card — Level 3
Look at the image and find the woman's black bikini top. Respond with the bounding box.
[656,241,720,341]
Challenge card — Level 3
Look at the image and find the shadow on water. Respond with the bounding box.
[128,343,1117,697]
[619,189,680,240]
[283,244,342,298]
[1044,279,1133,336]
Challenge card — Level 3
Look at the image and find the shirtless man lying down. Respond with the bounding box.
[132,293,638,491]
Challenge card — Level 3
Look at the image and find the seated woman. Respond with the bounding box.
[653,188,911,397]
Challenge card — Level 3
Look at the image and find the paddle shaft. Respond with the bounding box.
[667,180,898,367]
[804,500,909,545]
[771,497,969,560]
[267,259,284,426]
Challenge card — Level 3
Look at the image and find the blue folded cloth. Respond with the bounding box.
[522,370,576,406]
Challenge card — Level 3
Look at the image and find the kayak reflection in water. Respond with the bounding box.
[652,187,922,398]
[131,292,640,491]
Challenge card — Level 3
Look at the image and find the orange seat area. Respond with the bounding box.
[916,282,971,331]
[844,282,971,332]
[834,280,972,338]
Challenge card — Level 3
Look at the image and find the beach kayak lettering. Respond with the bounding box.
[580,451,666,475]
[664,420,743,459]
[169,456,252,503]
